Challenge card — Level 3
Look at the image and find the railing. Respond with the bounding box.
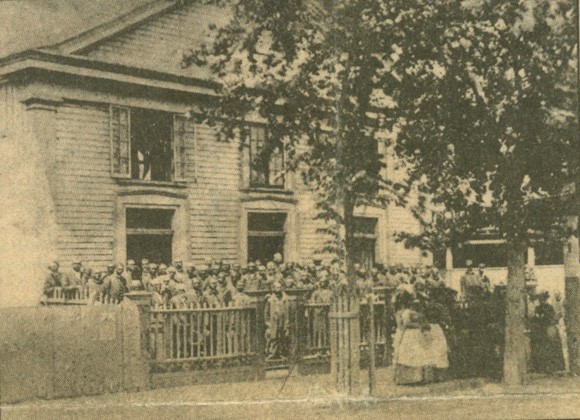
[148,302,260,373]
[42,286,122,305]
[42,286,91,305]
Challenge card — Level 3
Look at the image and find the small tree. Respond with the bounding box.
[386,0,577,384]
[187,0,402,394]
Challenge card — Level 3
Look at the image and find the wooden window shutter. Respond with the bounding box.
[172,114,191,182]
[110,105,131,178]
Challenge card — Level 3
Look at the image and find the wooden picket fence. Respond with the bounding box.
[147,301,261,375]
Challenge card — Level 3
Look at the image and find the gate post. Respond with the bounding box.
[254,295,267,380]
[124,291,153,357]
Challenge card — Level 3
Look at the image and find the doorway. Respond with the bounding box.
[126,208,174,266]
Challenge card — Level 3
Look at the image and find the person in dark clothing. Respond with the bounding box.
[530,291,565,374]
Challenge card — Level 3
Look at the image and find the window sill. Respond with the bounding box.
[241,187,293,195]
[114,178,187,188]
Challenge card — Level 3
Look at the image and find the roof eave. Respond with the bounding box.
[0,49,220,97]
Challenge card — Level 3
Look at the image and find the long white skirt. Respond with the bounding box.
[395,324,449,369]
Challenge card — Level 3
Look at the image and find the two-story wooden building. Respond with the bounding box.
[0,0,424,285]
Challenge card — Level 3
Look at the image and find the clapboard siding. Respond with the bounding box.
[55,103,116,269]
[82,3,226,78]
[187,123,241,263]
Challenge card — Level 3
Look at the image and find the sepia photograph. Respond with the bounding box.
[0,0,578,418]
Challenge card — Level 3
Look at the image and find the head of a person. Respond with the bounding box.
[149,263,158,275]
[173,260,183,270]
[72,260,82,272]
[192,276,202,291]
[478,263,486,273]
[247,262,256,273]
[208,277,218,291]
[158,264,168,275]
[236,278,246,292]
[141,258,149,267]
[273,253,283,264]
[266,261,276,274]
[167,266,177,278]
[48,261,60,273]
[187,265,196,277]
[217,271,227,284]
[466,260,473,271]
[82,266,93,278]
[126,259,136,271]
[107,263,115,274]
[258,265,266,274]
[538,290,549,302]
[272,281,283,295]
[115,264,124,275]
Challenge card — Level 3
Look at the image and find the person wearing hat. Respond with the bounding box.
[124,259,138,283]
[477,263,491,293]
[184,275,206,308]
[65,260,84,288]
[230,276,252,307]
[204,276,225,308]
[530,290,565,374]
[85,266,106,303]
[169,283,189,308]
[43,261,65,298]
[104,264,127,303]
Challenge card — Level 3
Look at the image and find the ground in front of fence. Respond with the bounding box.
[3,368,580,419]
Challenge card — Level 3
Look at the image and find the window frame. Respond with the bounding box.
[110,105,189,184]
[247,124,285,189]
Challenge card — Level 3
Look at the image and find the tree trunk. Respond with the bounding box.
[564,216,580,374]
[330,198,361,395]
[503,240,528,385]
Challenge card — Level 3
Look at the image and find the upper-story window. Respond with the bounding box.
[249,126,285,188]
[110,106,189,182]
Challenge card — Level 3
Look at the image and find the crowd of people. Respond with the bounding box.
[42,254,567,381]
[42,253,451,306]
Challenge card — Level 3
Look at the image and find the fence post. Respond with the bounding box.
[255,296,267,380]
[367,294,376,396]
[124,292,153,357]
[383,287,395,366]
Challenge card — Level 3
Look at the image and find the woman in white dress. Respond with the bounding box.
[394,299,449,385]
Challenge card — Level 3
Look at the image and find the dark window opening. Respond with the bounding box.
[534,242,564,266]
[130,109,173,181]
[452,243,507,268]
[126,208,174,266]
[353,217,378,270]
[249,126,285,188]
[247,212,286,263]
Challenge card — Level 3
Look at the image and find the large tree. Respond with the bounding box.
[386,0,578,384]
[188,0,577,388]
[188,0,403,394]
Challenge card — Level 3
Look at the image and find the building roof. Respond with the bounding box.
[0,0,161,59]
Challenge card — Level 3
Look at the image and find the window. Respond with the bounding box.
[352,217,378,270]
[126,208,174,266]
[111,106,189,182]
[247,212,286,263]
[452,242,507,268]
[534,242,564,266]
[249,126,285,188]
